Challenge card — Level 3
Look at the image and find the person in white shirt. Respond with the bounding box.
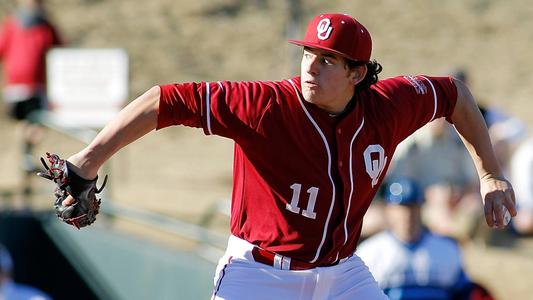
[510,137,533,235]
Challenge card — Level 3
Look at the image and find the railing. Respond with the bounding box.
[26,110,229,259]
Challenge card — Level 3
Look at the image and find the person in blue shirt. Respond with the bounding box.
[357,178,479,300]
[0,244,52,300]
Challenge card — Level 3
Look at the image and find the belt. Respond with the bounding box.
[251,247,339,271]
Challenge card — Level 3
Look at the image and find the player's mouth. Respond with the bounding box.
[304,80,319,88]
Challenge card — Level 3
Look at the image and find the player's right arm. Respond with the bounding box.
[66,79,275,179]
[67,86,161,179]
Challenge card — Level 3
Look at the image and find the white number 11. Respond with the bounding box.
[285,183,319,219]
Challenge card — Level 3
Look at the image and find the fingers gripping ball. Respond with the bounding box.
[37,153,108,229]
[492,206,512,227]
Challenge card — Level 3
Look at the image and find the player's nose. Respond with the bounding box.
[303,55,320,76]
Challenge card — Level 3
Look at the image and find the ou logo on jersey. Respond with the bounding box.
[363,144,388,188]
[316,18,333,40]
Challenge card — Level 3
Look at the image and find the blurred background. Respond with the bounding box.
[1,0,532,299]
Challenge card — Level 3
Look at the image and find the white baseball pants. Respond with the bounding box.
[211,235,387,300]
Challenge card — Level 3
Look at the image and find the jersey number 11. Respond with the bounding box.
[286,183,319,219]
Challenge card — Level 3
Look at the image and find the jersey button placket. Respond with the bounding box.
[337,128,343,167]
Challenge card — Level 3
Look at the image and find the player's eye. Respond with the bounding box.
[322,57,334,65]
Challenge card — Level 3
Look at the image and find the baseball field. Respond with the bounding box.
[1,0,532,299]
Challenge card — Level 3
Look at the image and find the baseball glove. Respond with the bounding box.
[37,152,108,229]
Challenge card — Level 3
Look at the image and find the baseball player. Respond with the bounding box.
[54,13,515,299]
[357,179,475,300]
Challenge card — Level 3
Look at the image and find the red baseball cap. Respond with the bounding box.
[288,13,372,63]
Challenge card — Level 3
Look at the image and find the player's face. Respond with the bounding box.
[300,47,361,114]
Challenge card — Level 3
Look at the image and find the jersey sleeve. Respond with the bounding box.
[157,80,275,140]
[374,75,458,144]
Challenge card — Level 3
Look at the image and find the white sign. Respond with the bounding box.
[46,48,129,128]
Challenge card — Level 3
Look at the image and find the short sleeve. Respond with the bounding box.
[157,80,275,140]
[373,75,458,144]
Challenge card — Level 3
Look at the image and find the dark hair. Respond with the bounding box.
[345,59,383,91]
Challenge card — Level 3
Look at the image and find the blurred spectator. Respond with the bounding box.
[0,0,62,185]
[356,179,491,300]
[487,118,527,177]
[389,118,478,190]
[387,118,481,240]
[452,69,515,130]
[451,68,526,176]
[422,181,483,242]
[0,243,52,300]
[510,137,533,235]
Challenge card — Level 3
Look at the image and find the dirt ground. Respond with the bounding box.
[2,0,533,299]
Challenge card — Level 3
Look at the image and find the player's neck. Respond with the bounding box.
[327,95,356,118]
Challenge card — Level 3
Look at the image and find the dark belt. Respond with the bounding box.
[251,247,338,270]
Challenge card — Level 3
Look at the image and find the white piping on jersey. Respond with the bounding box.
[420,76,438,122]
[288,79,336,264]
[343,118,365,245]
[205,82,213,135]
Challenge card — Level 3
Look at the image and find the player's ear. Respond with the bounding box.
[351,65,367,85]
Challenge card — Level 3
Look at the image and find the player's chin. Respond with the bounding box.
[302,89,320,104]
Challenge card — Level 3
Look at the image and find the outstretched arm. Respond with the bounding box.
[450,78,516,228]
[67,86,161,179]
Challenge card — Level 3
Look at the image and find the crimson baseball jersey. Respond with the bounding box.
[157,75,457,266]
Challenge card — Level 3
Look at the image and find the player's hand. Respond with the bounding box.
[61,150,102,210]
[61,152,99,208]
[67,152,99,180]
[480,175,517,229]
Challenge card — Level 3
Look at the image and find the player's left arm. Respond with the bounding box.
[450,78,517,228]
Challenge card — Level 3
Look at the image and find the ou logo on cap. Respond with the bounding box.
[316,18,333,40]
